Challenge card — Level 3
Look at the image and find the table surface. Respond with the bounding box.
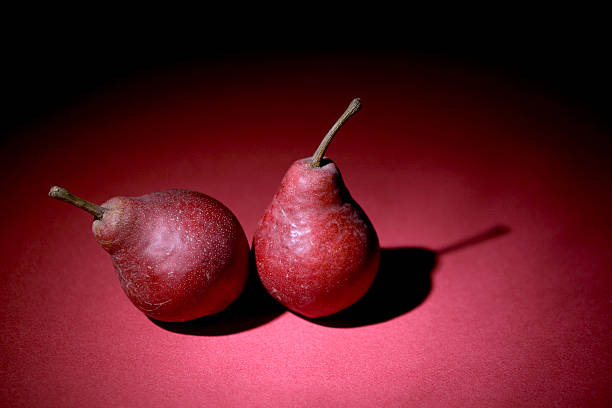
[1,55,610,407]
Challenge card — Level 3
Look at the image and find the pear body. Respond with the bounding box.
[93,189,250,322]
[253,158,380,318]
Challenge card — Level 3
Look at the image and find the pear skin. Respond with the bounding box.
[253,98,380,318]
[254,158,379,317]
[50,187,250,322]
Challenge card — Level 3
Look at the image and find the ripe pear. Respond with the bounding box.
[49,187,250,322]
[253,98,380,318]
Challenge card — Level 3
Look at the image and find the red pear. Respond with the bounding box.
[253,98,380,318]
[49,187,250,322]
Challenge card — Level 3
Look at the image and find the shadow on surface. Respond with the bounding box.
[307,247,436,327]
[309,225,509,328]
[150,258,286,336]
[151,225,510,333]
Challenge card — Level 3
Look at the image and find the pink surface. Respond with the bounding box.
[1,55,611,407]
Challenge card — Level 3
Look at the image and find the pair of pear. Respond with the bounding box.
[50,98,379,322]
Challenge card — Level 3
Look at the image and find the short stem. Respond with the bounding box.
[309,98,362,168]
[49,186,106,219]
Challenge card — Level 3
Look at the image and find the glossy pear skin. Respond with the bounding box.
[253,158,380,318]
[93,190,250,322]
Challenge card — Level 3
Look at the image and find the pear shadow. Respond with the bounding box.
[150,225,510,332]
[306,247,436,327]
[150,256,286,336]
[309,225,510,328]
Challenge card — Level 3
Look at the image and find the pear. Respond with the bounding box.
[253,98,380,318]
[49,187,250,322]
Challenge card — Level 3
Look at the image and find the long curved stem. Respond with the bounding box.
[309,98,362,168]
[49,186,106,219]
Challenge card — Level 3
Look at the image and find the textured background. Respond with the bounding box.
[1,12,611,407]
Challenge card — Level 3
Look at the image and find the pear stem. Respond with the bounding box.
[48,186,106,219]
[309,98,362,168]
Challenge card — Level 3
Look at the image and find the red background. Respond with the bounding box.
[1,21,611,407]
